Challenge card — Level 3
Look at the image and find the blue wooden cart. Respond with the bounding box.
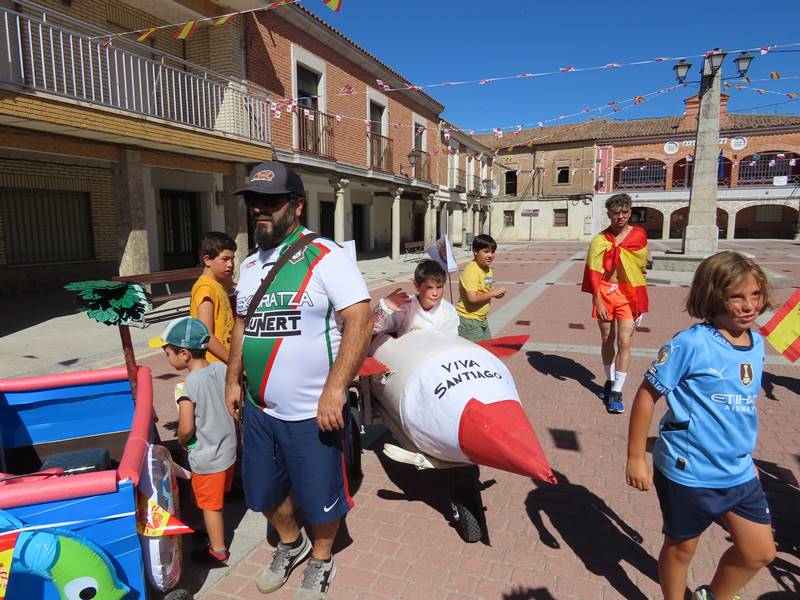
[0,366,190,600]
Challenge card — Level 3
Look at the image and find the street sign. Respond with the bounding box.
[521,208,539,216]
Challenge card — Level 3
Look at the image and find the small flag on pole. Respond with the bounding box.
[760,289,800,361]
[425,235,458,273]
[175,21,198,40]
[137,28,157,42]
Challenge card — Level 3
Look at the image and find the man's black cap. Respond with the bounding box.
[234,161,305,196]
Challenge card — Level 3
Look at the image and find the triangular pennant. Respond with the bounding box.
[175,21,198,40]
[323,0,343,11]
[137,28,157,42]
[214,14,237,26]
[137,493,193,537]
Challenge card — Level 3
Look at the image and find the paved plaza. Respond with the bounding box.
[141,239,799,600]
[4,239,798,599]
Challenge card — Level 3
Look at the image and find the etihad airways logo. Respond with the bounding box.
[709,393,756,413]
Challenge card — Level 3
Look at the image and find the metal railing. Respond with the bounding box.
[482,178,494,198]
[410,148,430,181]
[672,159,732,189]
[449,167,466,192]
[369,131,393,171]
[613,161,666,190]
[0,5,271,143]
[738,152,800,187]
[468,174,481,195]
[296,109,334,157]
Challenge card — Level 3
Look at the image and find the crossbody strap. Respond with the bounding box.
[244,232,321,325]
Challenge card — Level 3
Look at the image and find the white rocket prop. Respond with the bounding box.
[370,331,556,482]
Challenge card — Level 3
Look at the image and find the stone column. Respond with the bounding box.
[683,57,722,254]
[391,187,404,261]
[461,205,468,247]
[305,189,320,233]
[727,209,737,240]
[115,149,149,276]
[330,178,349,244]
[224,163,249,270]
[661,211,671,240]
[446,205,454,241]
[424,193,435,247]
[466,201,475,237]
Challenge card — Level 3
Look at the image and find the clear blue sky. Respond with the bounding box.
[303,0,800,133]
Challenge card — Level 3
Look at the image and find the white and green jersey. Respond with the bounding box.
[235,227,369,421]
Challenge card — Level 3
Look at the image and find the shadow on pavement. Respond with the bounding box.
[755,460,800,596]
[502,586,556,600]
[762,371,800,402]
[525,471,660,600]
[526,351,603,397]
[0,289,79,336]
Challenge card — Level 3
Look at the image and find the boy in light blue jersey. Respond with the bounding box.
[626,252,776,600]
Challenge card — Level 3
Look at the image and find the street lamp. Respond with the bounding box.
[673,60,692,83]
[407,149,418,178]
[707,49,726,72]
[734,52,754,77]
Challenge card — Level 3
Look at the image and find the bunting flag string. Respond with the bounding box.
[725,83,800,100]
[269,82,689,143]
[91,0,334,44]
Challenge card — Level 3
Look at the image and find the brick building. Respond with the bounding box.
[479,94,800,241]
[244,5,491,260]
[0,0,497,293]
[0,0,280,293]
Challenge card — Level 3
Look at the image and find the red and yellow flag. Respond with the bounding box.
[175,20,198,40]
[323,0,343,11]
[214,14,237,26]
[759,289,800,362]
[0,530,19,599]
[137,27,157,42]
[581,226,649,317]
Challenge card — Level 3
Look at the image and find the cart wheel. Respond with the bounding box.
[453,501,482,543]
[162,589,193,600]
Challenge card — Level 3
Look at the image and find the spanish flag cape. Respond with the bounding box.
[581,226,649,317]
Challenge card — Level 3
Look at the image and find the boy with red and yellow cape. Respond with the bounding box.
[581,193,649,414]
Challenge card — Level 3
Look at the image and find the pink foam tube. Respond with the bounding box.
[0,470,118,509]
[0,367,130,392]
[117,366,153,486]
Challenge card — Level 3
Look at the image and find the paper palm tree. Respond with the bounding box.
[64,280,151,393]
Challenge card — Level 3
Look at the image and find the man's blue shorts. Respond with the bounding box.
[242,399,353,524]
[653,467,771,541]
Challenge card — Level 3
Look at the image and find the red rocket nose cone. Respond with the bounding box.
[458,398,557,483]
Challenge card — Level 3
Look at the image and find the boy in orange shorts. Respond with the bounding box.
[582,194,649,414]
[149,317,237,565]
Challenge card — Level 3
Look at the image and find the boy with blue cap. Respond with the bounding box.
[149,316,237,566]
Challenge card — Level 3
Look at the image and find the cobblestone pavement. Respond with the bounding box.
[154,239,800,600]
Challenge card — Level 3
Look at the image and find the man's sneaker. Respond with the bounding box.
[257,529,312,594]
[606,390,624,414]
[691,587,740,600]
[598,380,613,400]
[294,557,336,600]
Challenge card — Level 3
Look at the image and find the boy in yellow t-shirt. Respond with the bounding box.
[456,234,506,342]
[190,232,236,363]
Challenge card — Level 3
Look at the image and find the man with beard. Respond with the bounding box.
[225,162,372,600]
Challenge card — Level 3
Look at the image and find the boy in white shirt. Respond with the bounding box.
[373,259,459,338]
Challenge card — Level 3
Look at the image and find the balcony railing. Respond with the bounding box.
[296,109,334,158]
[613,161,666,190]
[410,149,431,181]
[468,174,481,195]
[482,179,494,198]
[449,167,466,192]
[0,5,271,144]
[738,152,800,187]
[369,131,393,171]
